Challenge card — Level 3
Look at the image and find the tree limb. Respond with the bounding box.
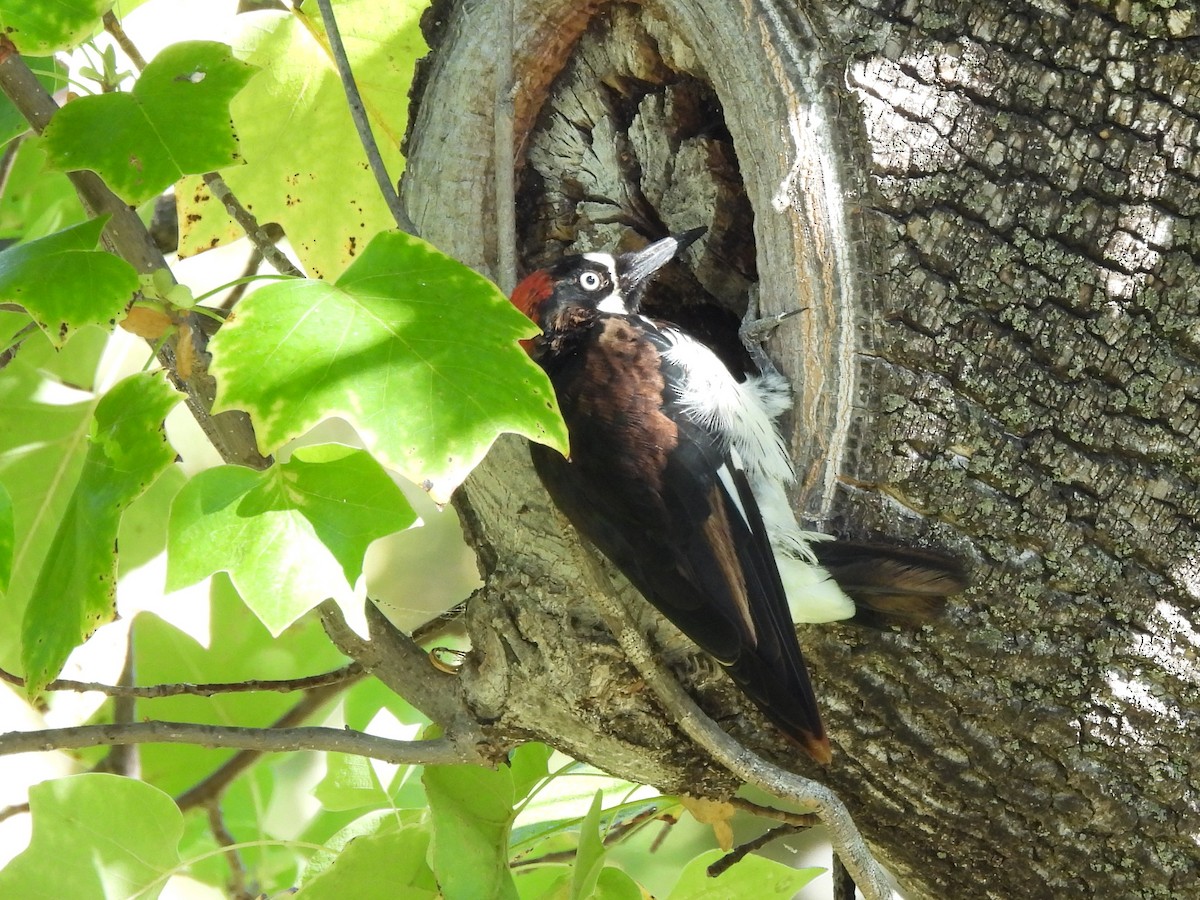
[174,675,361,811]
[0,662,364,699]
[0,721,468,765]
[319,601,492,761]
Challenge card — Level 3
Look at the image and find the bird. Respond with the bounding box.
[510,228,966,764]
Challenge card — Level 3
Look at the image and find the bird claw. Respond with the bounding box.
[739,289,803,376]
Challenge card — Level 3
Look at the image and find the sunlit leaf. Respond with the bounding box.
[0,137,86,241]
[0,774,183,899]
[593,867,644,900]
[571,791,608,900]
[224,0,427,279]
[20,371,180,692]
[133,578,345,796]
[0,0,110,54]
[296,822,438,900]
[425,761,519,900]
[42,41,255,204]
[0,218,139,346]
[208,231,567,502]
[167,443,416,634]
[666,849,822,899]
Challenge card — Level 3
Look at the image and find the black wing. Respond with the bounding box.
[531,315,829,762]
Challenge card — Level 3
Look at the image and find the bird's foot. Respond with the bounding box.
[739,288,804,377]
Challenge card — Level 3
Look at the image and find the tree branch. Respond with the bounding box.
[578,550,895,900]
[313,0,416,235]
[201,172,303,277]
[0,721,468,765]
[174,673,361,811]
[0,662,364,699]
[319,602,490,760]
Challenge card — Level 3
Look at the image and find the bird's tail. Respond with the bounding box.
[808,542,968,628]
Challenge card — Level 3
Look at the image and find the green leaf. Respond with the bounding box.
[0,218,138,346]
[314,753,387,813]
[0,137,86,241]
[0,0,110,54]
[666,850,822,900]
[0,481,11,595]
[224,0,426,279]
[0,324,107,670]
[42,41,255,204]
[133,578,345,796]
[570,791,608,900]
[510,742,553,802]
[296,823,438,900]
[20,370,180,692]
[0,773,183,899]
[424,762,519,900]
[167,443,416,635]
[592,867,643,900]
[208,231,568,502]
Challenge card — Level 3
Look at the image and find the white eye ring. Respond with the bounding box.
[579,271,604,291]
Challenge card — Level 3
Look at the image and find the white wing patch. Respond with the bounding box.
[662,328,855,623]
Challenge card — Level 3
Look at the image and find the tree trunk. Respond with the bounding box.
[401,1,1200,897]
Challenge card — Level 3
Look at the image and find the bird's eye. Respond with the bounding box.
[579,271,605,292]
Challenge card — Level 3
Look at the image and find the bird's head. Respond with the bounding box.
[510,228,706,342]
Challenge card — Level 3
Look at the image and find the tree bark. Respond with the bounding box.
[401,1,1200,897]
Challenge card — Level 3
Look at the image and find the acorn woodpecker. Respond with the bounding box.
[511,230,965,764]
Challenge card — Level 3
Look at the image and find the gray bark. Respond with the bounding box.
[401,1,1200,897]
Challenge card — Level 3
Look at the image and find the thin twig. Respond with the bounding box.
[202,173,303,277]
[0,662,364,699]
[728,795,820,827]
[512,802,668,867]
[707,823,811,877]
[578,549,896,900]
[0,321,37,371]
[217,247,265,310]
[0,133,24,199]
[313,0,416,235]
[97,13,302,280]
[102,11,148,69]
[493,0,518,292]
[0,721,468,765]
[206,801,252,900]
[104,643,141,777]
[174,676,359,811]
[0,802,29,823]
